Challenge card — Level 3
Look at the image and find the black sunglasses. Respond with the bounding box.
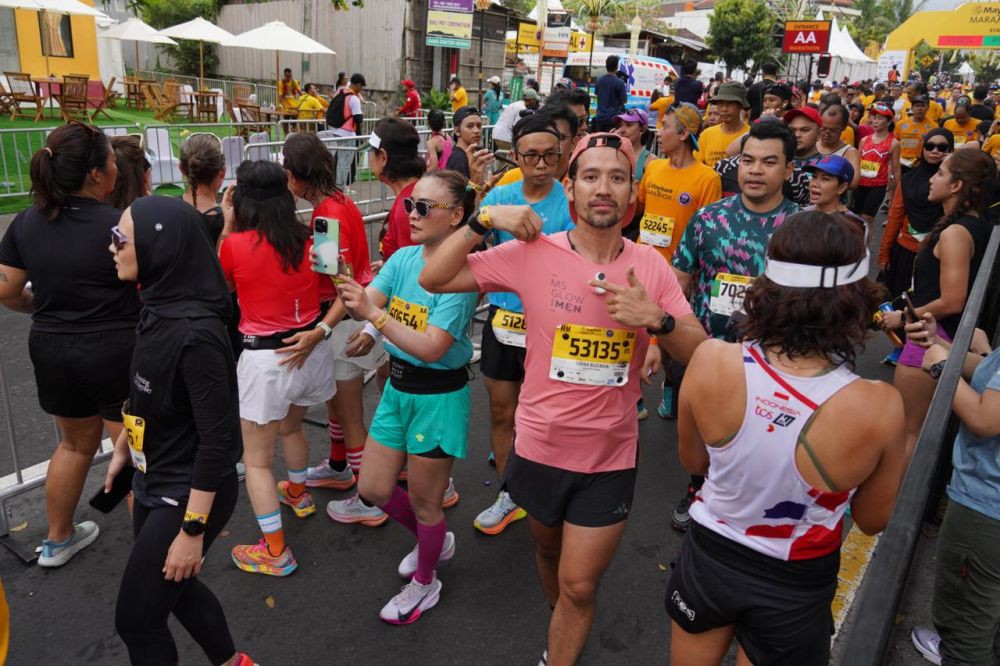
[924,142,952,153]
[403,197,459,218]
[110,225,130,251]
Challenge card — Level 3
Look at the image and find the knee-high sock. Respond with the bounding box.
[379,486,418,536]
[415,519,447,585]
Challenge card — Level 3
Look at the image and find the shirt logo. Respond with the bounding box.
[772,413,797,427]
[671,591,696,621]
[133,373,151,394]
[679,192,692,205]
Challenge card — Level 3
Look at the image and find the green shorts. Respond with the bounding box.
[369,382,470,459]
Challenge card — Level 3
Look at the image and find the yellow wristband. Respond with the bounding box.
[183,511,208,524]
[466,180,483,193]
[372,312,392,330]
[479,206,492,229]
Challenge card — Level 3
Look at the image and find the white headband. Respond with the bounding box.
[764,253,869,288]
[367,133,382,150]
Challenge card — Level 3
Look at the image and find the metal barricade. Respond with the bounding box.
[833,225,1000,664]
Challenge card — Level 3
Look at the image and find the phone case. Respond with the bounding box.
[89,465,135,513]
[313,217,341,275]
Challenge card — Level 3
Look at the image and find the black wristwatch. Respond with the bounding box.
[181,517,208,537]
[648,312,676,336]
[928,360,946,380]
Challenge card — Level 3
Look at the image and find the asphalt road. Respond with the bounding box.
[0,210,941,665]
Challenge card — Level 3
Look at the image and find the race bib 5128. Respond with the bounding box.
[491,308,526,348]
[549,324,635,386]
[388,296,428,332]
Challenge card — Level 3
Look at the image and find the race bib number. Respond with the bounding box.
[123,412,147,473]
[491,308,526,348]
[549,324,635,386]
[388,296,428,332]
[639,214,676,248]
[709,273,752,317]
[859,159,880,179]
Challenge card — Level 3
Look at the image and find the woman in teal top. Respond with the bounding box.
[482,77,503,126]
[330,169,478,626]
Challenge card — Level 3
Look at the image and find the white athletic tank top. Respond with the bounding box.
[689,342,860,561]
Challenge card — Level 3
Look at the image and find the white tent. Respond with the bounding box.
[814,13,877,82]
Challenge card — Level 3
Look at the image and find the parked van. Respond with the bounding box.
[562,52,678,109]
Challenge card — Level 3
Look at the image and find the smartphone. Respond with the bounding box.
[89,464,135,513]
[493,152,518,169]
[312,217,340,275]
[901,291,919,323]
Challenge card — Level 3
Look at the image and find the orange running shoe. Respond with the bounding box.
[277,481,316,518]
[231,539,298,577]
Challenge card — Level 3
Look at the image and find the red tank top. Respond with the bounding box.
[858,134,893,187]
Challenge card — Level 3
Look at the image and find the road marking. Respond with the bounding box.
[0,437,113,492]
[832,525,879,635]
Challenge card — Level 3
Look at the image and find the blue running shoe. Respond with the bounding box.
[657,381,676,420]
[882,347,902,366]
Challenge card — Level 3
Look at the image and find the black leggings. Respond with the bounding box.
[115,474,239,665]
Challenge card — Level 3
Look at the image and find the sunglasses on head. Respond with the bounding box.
[110,225,130,251]
[924,142,951,153]
[402,197,459,218]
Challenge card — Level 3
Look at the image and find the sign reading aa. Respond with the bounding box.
[781,20,831,54]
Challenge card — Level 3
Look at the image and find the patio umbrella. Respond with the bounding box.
[0,0,107,16]
[159,17,235,89]
[102,17,177,76]
[223,21,335,101]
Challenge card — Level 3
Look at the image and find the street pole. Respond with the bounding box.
[477,9,485,102]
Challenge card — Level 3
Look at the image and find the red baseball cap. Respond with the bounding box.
[782,106,821,125]
[401,79,415,88]
[566,132,637,226]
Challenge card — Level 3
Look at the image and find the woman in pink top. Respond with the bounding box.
[424,109,453,172]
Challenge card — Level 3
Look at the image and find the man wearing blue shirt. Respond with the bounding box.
[593,55,627,132]
[474,114,575,536]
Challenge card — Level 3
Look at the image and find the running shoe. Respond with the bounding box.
[233,652,257,666]
[236,462,246,481]
[305,459,356,490]
[539,649,548,666]
[657,381,677,420]
[378,573,442,625]
[474,491,527,535]
[442,477,459,509]
[37,521,99,568]
[276,481,316,518]
[911,627,942,665]
[637,399,649,421]
[326,495,389,527]
[397,531,456,578]
[231,539,298,577]
[671,485,697,532]
[882,347,902,366]
[487,451,496,467]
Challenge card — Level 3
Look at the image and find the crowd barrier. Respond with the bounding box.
[135,71,273,110]
[833,224,1000,664]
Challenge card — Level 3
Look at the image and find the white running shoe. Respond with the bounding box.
[326,495,388,527]
[305,459,356,490]
[37,521,99,567]
[911,626,942,665]
[379,573,442,625]
[397,531,456,578]
[442,477,459,508]
[474,491,527,535]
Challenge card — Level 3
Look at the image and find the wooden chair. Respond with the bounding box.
[0,82,14,118]
[195,91,218,123]
[141,83,179,121]
[236,103,271,138]
[59,75,90,121]
[4,72,43,122]
[89,76,118,120]
[232,83,252,106]
[123,76,143,109]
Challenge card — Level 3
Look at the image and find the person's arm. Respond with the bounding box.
[676,339,723,475]
[905,313,990,380]
[276,283,349,369]
[845,147,861,189]
[419,205,542,294]
[922,344,1000,438]
[880,186,905,270]
[0,264,32,313]
[349,96,363,135]
[848,381,907,535]
[888,140,901,198]
[920,225,974,320]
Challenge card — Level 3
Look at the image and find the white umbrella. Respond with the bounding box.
[159,17,235,88]
[223,21,335,97]
[0,0,107,17]
[103,17,177,75]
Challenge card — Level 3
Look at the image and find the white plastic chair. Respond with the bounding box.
[220,135,245,188]
[245,131,271,162]
[144,127,183,186]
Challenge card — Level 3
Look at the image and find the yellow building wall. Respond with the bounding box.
[14,1,100,79]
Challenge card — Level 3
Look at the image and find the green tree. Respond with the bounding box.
[139,0,219,78]
[707,0,774,74]
[500,0,535,16]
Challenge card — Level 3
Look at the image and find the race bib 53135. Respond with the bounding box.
[549,324,635,386]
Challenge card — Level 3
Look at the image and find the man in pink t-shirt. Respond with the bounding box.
[419,133,706,665]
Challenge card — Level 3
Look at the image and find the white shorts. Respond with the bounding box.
[330,318,388,381]
[237,344,336,425]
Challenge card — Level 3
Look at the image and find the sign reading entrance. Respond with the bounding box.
[781,21,832,54]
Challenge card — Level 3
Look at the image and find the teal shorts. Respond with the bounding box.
[369,382,470,459]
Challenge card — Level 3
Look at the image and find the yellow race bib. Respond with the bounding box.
[123,411,147,473]
[859,159,880,179]
[639,214,676,248]
[388,296,428,332]
[549,324,635,386]
[709,272,752,317]
[491,308,526,348]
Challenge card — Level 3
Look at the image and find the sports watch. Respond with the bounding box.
[648,312,676,336]
[181,514,208,537]
[316,321,334,340]
[927,360,946,380]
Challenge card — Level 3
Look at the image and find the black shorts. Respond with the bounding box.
[503,450,636,528]
[480,305,526,382]
[851,184,887,218]
[28,328,135,422]
[666,523,840,666]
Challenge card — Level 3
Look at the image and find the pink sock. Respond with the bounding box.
[379,486,417,536]
[415,519,447,585]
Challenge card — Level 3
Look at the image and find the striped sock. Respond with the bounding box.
[287,467,307,497]
[329,419,347,470]
[256,510,284,555]
[346,447,364,476]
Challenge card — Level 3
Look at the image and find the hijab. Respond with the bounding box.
[901,128,953,235]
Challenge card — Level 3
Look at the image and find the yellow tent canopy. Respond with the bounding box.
[882,3,1000,75]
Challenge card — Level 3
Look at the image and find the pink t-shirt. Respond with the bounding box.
[467,231,692,473]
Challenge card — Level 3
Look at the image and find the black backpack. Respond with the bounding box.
[325,89,350,128]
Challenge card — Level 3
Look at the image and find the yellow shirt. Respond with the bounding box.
[649,95,674,129]
[295,94,328,120]
[943,118,980,146]
[496,166,523,187]
[981,134,1000,156]
[810,90,823,104]
[861,94,875,109]
[841,125,856,148]
[894,118,938,167]
[451,86,468,113]
[278,78,300,107]
[695,123,749,168]
[637,158,722,261]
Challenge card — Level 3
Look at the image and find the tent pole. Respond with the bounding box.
[200,40,204,89]
[135,41,140,76]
